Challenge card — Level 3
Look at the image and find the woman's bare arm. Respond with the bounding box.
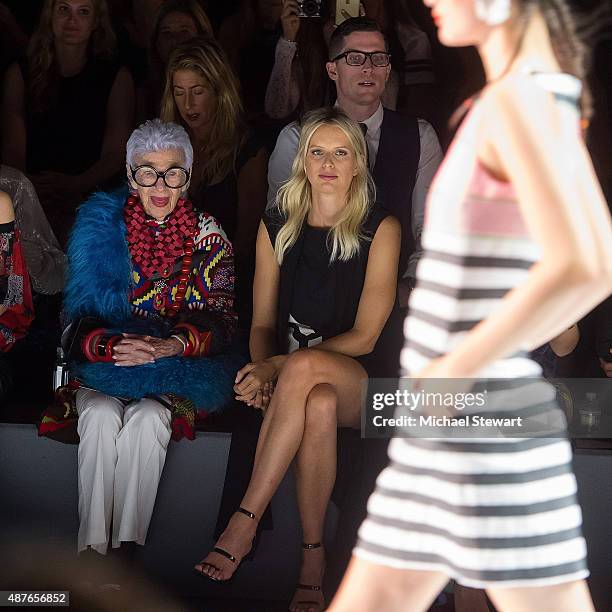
[250,221,282,363]
[435,76,612,377]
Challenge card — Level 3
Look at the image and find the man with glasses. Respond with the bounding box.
[268,16,442,310]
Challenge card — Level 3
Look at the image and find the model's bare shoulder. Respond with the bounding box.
[482,73,562,130]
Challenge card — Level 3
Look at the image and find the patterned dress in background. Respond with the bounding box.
[0,220,33,351]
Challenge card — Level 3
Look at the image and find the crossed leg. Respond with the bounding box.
[195,349,366,589]
[289,382,338,612]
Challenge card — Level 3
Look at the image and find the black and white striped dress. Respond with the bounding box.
[354,73,589,587]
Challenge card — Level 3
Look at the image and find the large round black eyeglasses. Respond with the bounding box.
[331,50,391,67]
[130,165,190,189]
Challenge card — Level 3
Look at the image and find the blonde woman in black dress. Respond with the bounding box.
[194,107,400,612]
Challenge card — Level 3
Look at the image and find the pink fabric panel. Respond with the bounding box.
[463,161,529,237]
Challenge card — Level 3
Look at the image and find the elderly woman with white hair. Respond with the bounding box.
[45,119,238,555]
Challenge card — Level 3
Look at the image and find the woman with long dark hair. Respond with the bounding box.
[328,0,612,610]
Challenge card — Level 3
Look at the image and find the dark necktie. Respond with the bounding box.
[359,122,370,169]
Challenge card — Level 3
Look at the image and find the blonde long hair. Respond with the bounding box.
[160,36,246,186]
[275,107,375,265]
[26,0,116,114]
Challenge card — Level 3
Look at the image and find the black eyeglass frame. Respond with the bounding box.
[129,164,191,189]
[331,49,391,67]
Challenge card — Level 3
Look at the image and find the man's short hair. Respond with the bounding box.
[328,17,389,60]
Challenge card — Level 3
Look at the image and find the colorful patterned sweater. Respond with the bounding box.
[124,199,237,350]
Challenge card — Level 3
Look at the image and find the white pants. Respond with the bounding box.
[76,388,171,554]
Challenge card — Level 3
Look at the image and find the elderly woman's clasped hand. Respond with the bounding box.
[112,334,185,366]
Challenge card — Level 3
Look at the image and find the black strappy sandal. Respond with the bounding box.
[194,507,257,583]
[291,542,326,611]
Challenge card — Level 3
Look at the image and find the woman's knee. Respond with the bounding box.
[281,349,326,384]
[304,383,338,435]
[123,398,171,435]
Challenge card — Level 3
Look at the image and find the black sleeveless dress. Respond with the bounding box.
[20,58,120,176]
[263,205,403,378]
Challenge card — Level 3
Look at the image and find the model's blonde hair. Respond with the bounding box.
[27,0,116,113]
[275,107,374,265]
[160,36,246,186]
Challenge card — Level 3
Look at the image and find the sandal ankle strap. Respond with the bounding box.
[238,507,256,520]
[297,583,322,591]
[302,542,322,550]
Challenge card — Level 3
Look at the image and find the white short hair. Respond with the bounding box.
[126,119,193,169]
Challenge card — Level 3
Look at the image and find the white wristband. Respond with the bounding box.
[170,334,187,354]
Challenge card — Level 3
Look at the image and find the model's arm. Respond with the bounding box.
[433,78,612,378]
[316,215,400,355]
[1,62,27,171]
[233,147,268,260]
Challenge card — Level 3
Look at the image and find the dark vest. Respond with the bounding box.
[372,109,420,275]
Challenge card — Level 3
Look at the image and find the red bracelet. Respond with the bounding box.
[81,329,120,363]
[82,328,106,362]
[173,323,200,356]
[173,323,212,357]
[100,335,120,362]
